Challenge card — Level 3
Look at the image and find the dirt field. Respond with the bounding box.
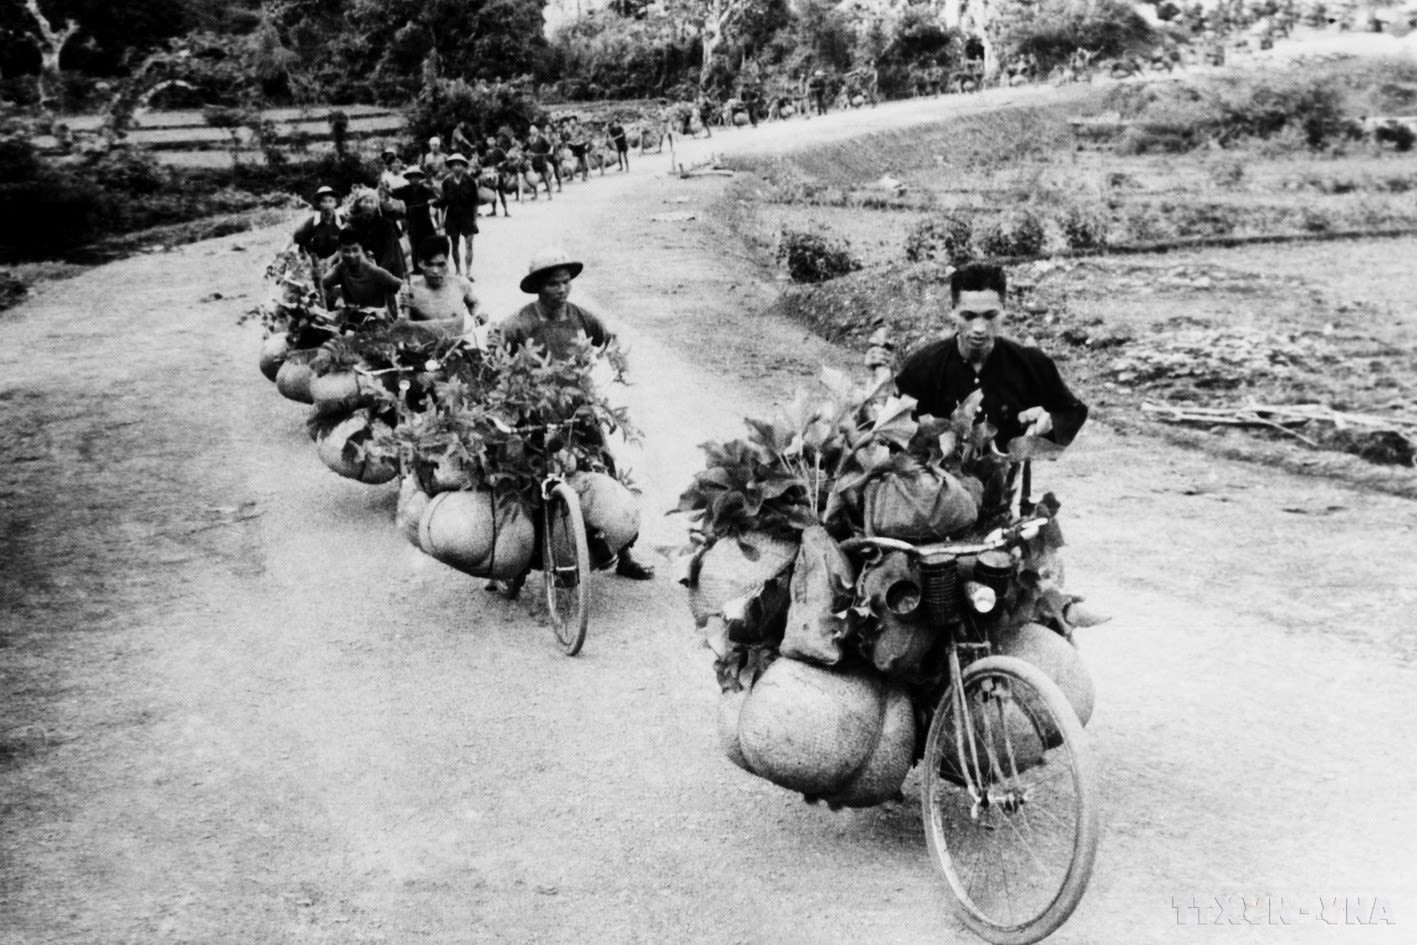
[2,86,1415,945]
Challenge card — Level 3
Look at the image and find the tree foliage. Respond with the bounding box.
[992,0,1160,72]
[404,74,547,149]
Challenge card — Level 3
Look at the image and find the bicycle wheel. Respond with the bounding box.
[542,481,590,656]
[921,655,1100,945]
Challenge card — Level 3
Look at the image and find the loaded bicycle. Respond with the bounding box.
[490,418,595,656]
[841,509,1100,945]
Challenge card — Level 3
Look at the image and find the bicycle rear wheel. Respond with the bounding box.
[542,481,590,656]
[921,655,1100,945]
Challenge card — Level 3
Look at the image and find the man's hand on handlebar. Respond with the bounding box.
[1018,406,1054,438]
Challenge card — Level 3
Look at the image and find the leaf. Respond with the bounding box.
[867,394,919,450]
[744,417,787,456]
[819,366,857,404]
[779,387,820,438]
[951,389,985,430]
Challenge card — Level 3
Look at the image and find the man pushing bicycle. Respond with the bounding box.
[493,247,656,581]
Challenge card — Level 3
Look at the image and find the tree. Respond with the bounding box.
[15,0,80,108]
[991,0,1158,73]
[346,0,548,95]
[697,0,749,89]
[0,0,194,83]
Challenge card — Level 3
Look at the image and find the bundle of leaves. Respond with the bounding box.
[377,337,638,514]
[247,248,404,348]
[677,368,1021,544]
[244,247,333,345]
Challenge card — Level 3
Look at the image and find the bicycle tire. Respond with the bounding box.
[921,654,1100,945]
[542,481,590,656]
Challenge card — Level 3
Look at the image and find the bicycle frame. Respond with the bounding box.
[841,515,1051,794]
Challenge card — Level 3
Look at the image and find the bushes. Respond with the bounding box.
[977,209,1047,258]
[1210,73,1349,148]
[1058,203,1109,250]
[405,76,547,148]
[904,214,973,264]
[995,0,1159,73]
[0,138,373,261]
[777,229,862,283]
[1108,66,1377,153]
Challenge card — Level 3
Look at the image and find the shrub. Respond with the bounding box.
[84,147,174,196]
[0,135,42,184]
[904,214,973,264]
[0,177,109,258]
[977,209,1047,258]
[1211,72,1350,148]
[996,0,1159,72]
[405,76,547,148]
[1118,203,1176,244]
[777,228,862,283]
[1058,203,1109,250]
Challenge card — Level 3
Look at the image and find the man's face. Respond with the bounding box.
[353,194,378,218]
[538,268,573,309]
[952,289,1004,358]
[339,243,366,269]
[420,253,448,286]
[317,195,338,216]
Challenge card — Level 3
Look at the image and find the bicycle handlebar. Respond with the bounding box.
[840,516,1050,559]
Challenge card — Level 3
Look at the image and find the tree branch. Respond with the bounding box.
[20,0,78,51]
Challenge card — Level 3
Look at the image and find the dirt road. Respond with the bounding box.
[3,88,1415,945]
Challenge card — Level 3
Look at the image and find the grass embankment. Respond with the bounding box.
[717,62,1417,491]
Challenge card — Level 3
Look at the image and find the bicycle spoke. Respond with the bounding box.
[924,657,1099,940]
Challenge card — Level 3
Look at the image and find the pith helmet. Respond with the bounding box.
[447,153,469,166]
[520,246,584,294]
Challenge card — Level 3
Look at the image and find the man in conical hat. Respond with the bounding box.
[494,247,655,581]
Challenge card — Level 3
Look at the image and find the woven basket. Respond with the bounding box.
[737,658,884,796]
[315,412,397,485]
[418,489,535,580]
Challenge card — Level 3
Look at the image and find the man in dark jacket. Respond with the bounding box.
[884,262,1089,449]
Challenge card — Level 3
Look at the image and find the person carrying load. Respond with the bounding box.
[321,227,402,321]
[879,262,1088,447]
[867,262,1088,522]
[492,247,656,581]
[399,235,482,341]
[290,184,344,270]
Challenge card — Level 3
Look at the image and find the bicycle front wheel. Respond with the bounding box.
[542,481,590,656]
[921,655,1100,945]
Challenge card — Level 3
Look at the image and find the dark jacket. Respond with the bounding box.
[895,335,1089,447]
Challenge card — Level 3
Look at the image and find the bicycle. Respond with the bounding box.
[841,515,1100,945]
[490,419,594,656]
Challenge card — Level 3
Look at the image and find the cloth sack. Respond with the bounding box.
[780,526,853,665]
[863,460,979,542]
